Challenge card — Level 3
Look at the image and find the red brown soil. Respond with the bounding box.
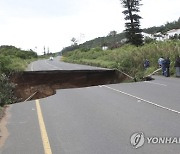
[10,69,128,102]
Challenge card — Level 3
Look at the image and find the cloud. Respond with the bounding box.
[140,0,180,28]
[0,0,179,54]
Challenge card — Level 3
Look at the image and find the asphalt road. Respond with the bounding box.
[26,56,107,71]
[1,57,180,154]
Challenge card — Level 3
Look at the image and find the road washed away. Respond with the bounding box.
[10,69,129,102]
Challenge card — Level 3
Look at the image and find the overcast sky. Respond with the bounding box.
[0,0,179,55]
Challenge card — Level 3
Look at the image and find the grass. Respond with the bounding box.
[0,46,38,107]
[0,56,37,74]
[63,40,180,79]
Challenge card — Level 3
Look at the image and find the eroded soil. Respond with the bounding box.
[10,69,128,102]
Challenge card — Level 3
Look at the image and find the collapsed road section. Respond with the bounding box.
[10,69,129,102]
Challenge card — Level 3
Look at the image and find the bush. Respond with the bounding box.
[63,40,180,79]
[0,55,27,73]
[0,74,17,106]
[0,45,37,107]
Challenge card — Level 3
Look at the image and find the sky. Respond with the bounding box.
[0,0,179,55]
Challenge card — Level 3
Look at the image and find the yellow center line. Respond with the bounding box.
[36,99,52,154]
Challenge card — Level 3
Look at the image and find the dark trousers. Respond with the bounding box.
[162,66,166,76]
[165,67,170,77]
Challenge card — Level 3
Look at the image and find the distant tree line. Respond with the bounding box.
[61,33,126,54]
[143,18,180,34]
[61,17,180,54]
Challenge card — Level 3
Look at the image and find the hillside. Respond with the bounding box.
[143,18,180,34]
[63,40,180,79]
[61,18,180,54]
[61,32,126,54]
[0,45,38,73]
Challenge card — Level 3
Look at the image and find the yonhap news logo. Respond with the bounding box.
[130,132,180,149]
[130,132,145,149]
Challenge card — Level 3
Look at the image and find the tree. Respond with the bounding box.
[71,37,78,46]
[120,0,143,46]
[108,30,117,37]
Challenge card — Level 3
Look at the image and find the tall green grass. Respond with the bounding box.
[63,40,180,78]
[0,46,38,107]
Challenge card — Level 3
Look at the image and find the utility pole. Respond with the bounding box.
[43,46,46,55]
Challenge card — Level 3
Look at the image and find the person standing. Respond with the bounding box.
[144,59,150,69]
[164,57,170,77]
[158,57,166,76]
[158,57,164,68]
[174,56,180,77]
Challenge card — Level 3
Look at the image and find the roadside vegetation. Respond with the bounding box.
[63,40,180,79]
[62,16,180,80]
[0,45,38,107]
[62,18,180,54]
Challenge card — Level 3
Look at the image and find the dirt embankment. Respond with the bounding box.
[10,69,128,102]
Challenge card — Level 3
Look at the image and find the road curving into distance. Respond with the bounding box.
[1,56,180,154]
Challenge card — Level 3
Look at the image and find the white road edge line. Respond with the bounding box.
[102,85,180,114]
[144,81,167,87]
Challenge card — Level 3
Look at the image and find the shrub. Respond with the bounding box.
[63,40,180,79]
[0,45,37,107]
[0,73,17,106]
